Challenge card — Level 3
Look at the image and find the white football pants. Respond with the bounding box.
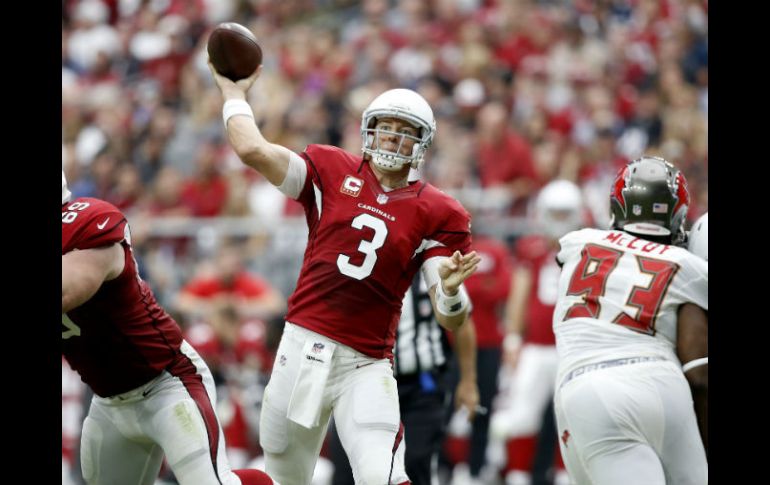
[80,341,243,485]
[554,359,707,485]
[260,322,408,485]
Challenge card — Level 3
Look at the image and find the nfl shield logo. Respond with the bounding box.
[377,193,389,204]
[632,204,642,216]
[312,342,325,353]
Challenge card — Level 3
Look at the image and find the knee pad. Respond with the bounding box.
[355,453,406,485]
[352,373,399,432]
[350,428,408,485]
[258,368,294,454]
[340,366,406,484]
[153,400,211,466]
[259,403,289,454]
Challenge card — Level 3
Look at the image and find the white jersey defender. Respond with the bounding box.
[552,157,708,485]
[553,227,708,384]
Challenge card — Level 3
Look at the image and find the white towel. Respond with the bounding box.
[286,339,335,428]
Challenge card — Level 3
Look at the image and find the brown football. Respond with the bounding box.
[207,22,262,81]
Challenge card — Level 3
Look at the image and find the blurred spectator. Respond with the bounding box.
[62,2,708,481]
[579,124,626,229]
[453,78,486,127]
[490,180,587,485]
[109,163,143,213]
[474,101,539,214]
[445,228,513,483]
[66,0,121,73]
[143,166,191,218]
[184,302,275,468]
[617,86,664,159]
[388,17,435,87]
[180,138,230,217]
[175,242,285,323]
[133,103,178,183]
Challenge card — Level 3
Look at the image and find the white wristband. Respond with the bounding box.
[503,333,523,352]
[682,357,708,373]
[222,99,254,126]
[436,282,469,317]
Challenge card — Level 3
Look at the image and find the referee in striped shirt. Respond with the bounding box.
[330,271,479,485]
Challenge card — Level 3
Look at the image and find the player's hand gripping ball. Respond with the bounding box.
[207,22,263,81]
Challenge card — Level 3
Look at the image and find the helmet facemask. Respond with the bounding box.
[363,119,428,171]
[360,89,436,172]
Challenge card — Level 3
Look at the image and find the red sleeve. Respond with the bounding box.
[234,273,271,297]
[512,134,537,180]
[423,234,472,260]
[494,245,514,298]
[181,278,219,298]
[295,151,319,210]
[422,189,473,260]
[62,198,127,253]
[470,238,513,300]
[83,217,126,249]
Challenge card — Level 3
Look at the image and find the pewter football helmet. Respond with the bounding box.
[609,156,690,245]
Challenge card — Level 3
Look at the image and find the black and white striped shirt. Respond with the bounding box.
[393,274,451,377]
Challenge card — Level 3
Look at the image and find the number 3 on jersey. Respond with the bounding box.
[337,213,388,280]
[564,243,679,334]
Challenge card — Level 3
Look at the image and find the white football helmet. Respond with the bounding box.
[361,88,436,171]
[688,212,708,261]
[534,180,585,240]
[62,170,72,205]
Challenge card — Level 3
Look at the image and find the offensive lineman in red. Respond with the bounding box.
[61,172,275,485]
[210,60,480,484]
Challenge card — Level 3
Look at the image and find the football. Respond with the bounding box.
[207,22,263,81]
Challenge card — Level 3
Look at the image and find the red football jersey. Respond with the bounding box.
[514,235,560,346]
[286,145,472,358]
[181,271,273,299]
[62,197,184,397]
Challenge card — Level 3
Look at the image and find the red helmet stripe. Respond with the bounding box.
[672,171,690,215]
[612,166,629,210]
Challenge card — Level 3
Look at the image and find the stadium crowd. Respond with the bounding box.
[62,0,707,483]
